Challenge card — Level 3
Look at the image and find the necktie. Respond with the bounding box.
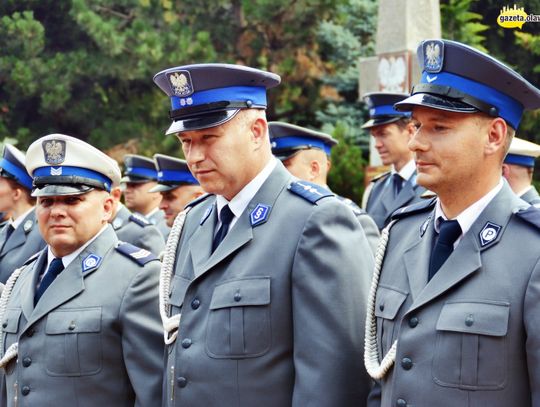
[392,173,403,197]
[212,205,234,252]
[428,219,462,281]
[34,258,65,305]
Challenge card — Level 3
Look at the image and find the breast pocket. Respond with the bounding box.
[2,308,22,352]
[374,285,408,354]
[206,277,271,359]
[433,300,509,390]
[45,307,102,376]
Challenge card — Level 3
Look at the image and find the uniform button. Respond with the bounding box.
[22,357,32,367]
[2,322,7,328]
[465,314,474,327]
[177,376,188,388]
[191,298,201,310]
[401,357,413,370]
[396,398,407,407]
[68,323,76,331]
[379,304,385,311]
[181,338,192,349]
[21,386,30,396]
[234,292,242,302]
[408,316,419,328]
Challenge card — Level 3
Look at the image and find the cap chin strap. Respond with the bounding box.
[170,100,255,120]
[0,266,25,369]
[159,206,192,345]
[364,220,398,380]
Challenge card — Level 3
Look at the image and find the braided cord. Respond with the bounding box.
[364,220,398,380]
[0,266,25,368]
[159,207,191,345]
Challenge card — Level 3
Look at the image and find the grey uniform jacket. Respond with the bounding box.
[369,183,540,407]
[364,172,426,230]
[147,209,171,240]
[0,226,164,407]
[520,186,540,206]
[113,205,165,255]
[163,163,373,407]
[0,210,45,283]
[336,194,380,254]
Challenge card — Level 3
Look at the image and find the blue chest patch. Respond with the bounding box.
[250,203,271,227]
[288,181,333,204]
[116,242,158,266]
[82,254,102,272]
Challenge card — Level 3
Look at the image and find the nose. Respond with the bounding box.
[159,199,168,211]
[408,125,428,153]
[374,137,384,149]
[184,141,205,165]
[49,202,67,218]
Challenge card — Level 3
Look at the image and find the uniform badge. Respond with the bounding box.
[250,204,271,227]
[168,70,194,97]
[423,40,444,73]
[50,167,62,176]
[130,248,151,260]
[82,254,102,272]
[112,217,123,229]
[23,219,33,233]
[42,139,66,165]
[479,221,502,247]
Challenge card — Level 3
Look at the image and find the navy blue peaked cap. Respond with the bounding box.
[153,63,281,134]
[361,93,411,129]
[0,144,32,190]
[149,154,199,193]
[396,39,540,130]
[269,122,338,161]
[121,154,158,183]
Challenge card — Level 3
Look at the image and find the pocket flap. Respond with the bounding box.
[210,277,270,310]
[374,286,408,320]
[436,301,509,336]
[2,309,22,334]
[169,275,191,307]
[46,307,101,334]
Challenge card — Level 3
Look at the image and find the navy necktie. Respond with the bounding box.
[212,205,234,252]
[428,219,462,281]
[392,173,403,197]
[34,258,65,305]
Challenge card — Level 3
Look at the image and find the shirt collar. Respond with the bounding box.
[392,159,416,181]
[11,207,35,230]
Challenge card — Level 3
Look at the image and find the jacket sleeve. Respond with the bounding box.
[291,199,373,406]
[524,255,540,404]
[119,259,164,407]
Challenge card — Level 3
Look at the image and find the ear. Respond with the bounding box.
[102,195,115,222]
[12,187,22,202]
[484,117,507,157]
[310,160,320,181]
[501,163,510,178]
[251,117,268,148]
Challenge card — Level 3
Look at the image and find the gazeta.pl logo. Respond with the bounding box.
[498,4,540,29]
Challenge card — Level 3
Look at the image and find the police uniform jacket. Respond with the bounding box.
[370,183,540,406]
[164,162,373,407]
[113,205,165,255]
[0,210,45,284]
[520,186,540,206]
[364,172,426,230]
[145,209,170,240]
[1,225,163,407]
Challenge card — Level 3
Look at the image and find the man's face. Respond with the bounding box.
[282,151,312,180]
[177,112,263,200]
[370,122,413,167]
[159,185,203,227]
[123,181,160,213]
[408,107,487,194]
[36,190,113,258]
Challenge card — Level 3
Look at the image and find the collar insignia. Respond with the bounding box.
[479,221,502,247]
[23,219,33,233]
[82,254,102,272]
[250,204,271,227]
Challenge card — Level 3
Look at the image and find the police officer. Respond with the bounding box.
[154,63,373,406]
[0,134,163,406]
[269,121,380,254]
[149,154,205,227]
[109,185,165,255]
[0,145,45,283]
[361,93,426,229]
[502,137,540,205]
[122,154,170,238]
[365,39,540,407]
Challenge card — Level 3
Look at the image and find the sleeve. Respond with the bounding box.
[362,182,374,210]
[291,199,374,406]
[357,213,380,256]
[119,259,164,407]
[524,255,540,404]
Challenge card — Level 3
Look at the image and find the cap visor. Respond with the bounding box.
[165,109,241,135]
[32,184,94,197]
[272,149,303,161]
[148,183,180,193]
[395,93,478,114]
[361,117,402,129]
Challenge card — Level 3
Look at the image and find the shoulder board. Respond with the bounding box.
[186,193,214,209]
[288,181,334,204]
[336,195,363,215]
[515,205,540,230]
[370,171,391,183]
[115,242,158,266]
[391,197,437,220]
[129,213,151,227]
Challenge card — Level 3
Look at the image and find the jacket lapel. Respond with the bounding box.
[0,211,37,256]
[189,201,218,278]
[20,249,47,322]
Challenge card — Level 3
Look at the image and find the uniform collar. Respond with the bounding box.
[11,206,35,230]
[392,159,416,181]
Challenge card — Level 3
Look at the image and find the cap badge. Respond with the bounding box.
[250,203,271,227]
[168,71,193,97]
[82,254,102,272]
[479,221,502,247]
[423,40,444,73]
[43,140,66,165]
[23,219,33,233]
[50,167,62,176]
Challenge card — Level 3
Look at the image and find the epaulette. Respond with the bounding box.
[115,242,158,266]
[288,181,334,204]
[129,213,151,227]
[515,205,540,230]
[370,171,391,183]
[391,197,437,220]
[186,193,214,209]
